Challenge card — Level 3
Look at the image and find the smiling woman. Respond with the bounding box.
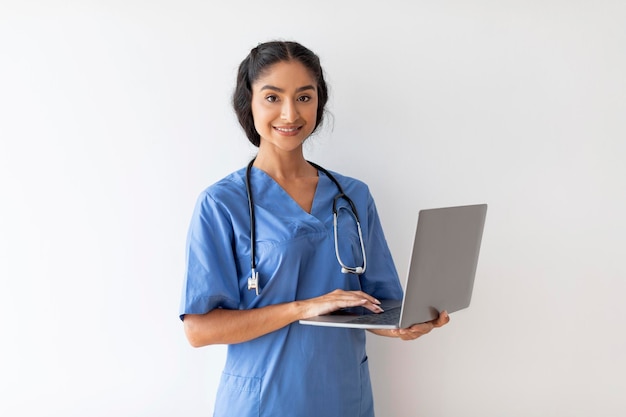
[251,61,319,157]
[178,40,448,417]
[232,41,329,148]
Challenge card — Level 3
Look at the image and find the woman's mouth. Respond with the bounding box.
[273,126,302,136]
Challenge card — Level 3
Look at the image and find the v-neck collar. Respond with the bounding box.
[249,166,332,222]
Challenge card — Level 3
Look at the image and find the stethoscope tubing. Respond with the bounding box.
[245,158,367,294]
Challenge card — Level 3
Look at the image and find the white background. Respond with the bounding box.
[1,1,625,416]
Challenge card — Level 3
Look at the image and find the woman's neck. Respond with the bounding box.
[253,147,317,180]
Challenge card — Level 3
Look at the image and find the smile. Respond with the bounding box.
[273,126,302,136]
[274,126,301,132]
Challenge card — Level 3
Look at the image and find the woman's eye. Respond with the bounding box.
[298,95,311,102]
[265,95,278,103]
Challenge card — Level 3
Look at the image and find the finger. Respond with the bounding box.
[395,312,449,341]
[398,328,427,340]
[334,297,368,309]
[349,291,381,305]
[338,297,383,313]
[329,289,380,304]
[332,291,382,313]
[432,311,450,327]
[363,302,385,313]
[398,322,434,338]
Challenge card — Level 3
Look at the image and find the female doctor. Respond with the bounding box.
[179,41,450,417]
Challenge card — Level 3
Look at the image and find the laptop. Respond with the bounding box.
[299,204,487,329]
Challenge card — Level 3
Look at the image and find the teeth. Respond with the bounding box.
[275,127,299,132]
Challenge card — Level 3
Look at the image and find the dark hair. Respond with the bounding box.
[232,41,329,147]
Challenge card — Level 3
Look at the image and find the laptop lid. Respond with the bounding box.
[299,204,487,329]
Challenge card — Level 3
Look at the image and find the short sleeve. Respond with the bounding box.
[179,191,241,320]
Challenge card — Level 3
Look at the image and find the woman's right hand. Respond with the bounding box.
[183,289,383,347]
[297,289,384,319]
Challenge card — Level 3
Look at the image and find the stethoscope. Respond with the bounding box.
[245,158,367,295]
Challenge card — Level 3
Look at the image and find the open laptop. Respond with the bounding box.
[299,204,487,329]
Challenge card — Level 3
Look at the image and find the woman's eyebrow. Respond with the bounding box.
[259,85,316,93]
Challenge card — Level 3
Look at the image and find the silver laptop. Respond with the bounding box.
[299,204,487,329]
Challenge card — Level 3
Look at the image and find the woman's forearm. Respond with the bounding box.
[183,302,305,347]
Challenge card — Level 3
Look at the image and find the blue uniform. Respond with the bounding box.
[180,166,403,417]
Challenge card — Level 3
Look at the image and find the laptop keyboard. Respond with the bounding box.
[346,307,401,326]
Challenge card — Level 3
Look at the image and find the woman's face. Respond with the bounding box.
[250,60,318,154]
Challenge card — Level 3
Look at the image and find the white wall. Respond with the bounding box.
[1,1,625,416]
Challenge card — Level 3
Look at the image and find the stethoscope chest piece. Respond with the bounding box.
[248,268,259,296]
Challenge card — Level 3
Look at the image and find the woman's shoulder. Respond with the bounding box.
[196,167,248,206]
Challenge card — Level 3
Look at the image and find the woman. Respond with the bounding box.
[180,41,449,417]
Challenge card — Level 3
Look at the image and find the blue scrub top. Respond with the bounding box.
[180,166,403,417]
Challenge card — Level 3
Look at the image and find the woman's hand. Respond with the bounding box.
[297,289,384,319]
[184,289,384,347]
[369,311,450,341]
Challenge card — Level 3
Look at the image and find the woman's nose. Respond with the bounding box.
[281,100,299,122]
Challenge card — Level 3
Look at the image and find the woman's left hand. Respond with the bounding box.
[369,310,450,341]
